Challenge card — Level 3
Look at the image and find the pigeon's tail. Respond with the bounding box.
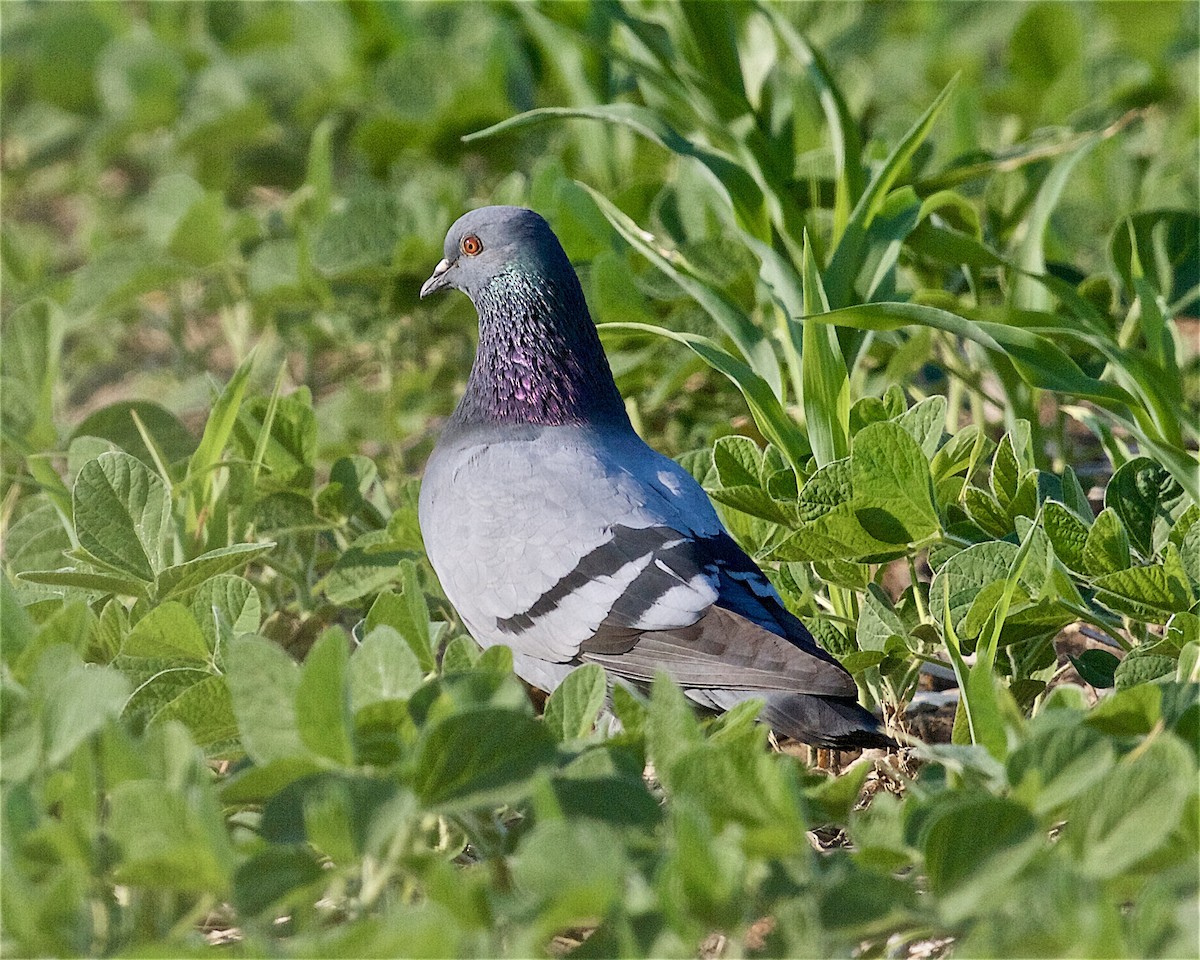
[759,693,898,751]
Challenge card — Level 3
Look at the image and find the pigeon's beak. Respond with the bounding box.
[420,258,453,298]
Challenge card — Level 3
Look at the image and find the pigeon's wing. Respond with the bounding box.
[580,530,856,698]
[420,423,855,700]
[419,424,725,663]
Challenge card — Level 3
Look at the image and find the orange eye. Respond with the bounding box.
[461,234,483,256]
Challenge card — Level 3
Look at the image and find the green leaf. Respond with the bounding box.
[296,628,354,766]
[824,75,958,308]
[510,819,627,934]
[585,186,780,396]
[1069,649,1120,689]
[1094,545,1195,620]
[311,187,402,277]
[412,708,557,809]
[856,584,907,653]
[226,635,305,765]
[185,350,255,534]
[71,401,196,470]
[363,563,436,671]
[108,777,233,894]
[543,664,607,742]
[17,568,149,599]
[318,530,411,605]
[1085,684,1163,736]
[151,675,238,749]
[896,395,947,461]
[922,795,1040,923]
[121,602,210,662]
[1043,500,1091,572]
[189,575,261,652]
[849,421,939,545]
[1106,457,1188,559]
[647,674,703,787]
[34,646,131,767]
[1065,735,1195,878]
[1114,651,1177,690]
[1008,721,1116,815]
[469,106,770,239]
[155,541,274,601]
[807,300,1141,409]
[801,234,850,466]
[711,435,763,488]
[602,321,809,474]
[1083,508,1131,575]
[73,452,171,582]
[233,846,324,918]
[348,625,425,712]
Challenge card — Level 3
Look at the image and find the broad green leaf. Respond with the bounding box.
[1094,545,1195,620]
[33,645,130,767]
[296,627,354,765]
[189,575,261,652]
[1114,651,1177,690]
[647,674,703,787]
[233,846,324,918]
[509,819,627,935]
[226,635,305,765]
[543,664,607,742]
[107,777,233,894]
[318,530,412,604]
[856,584,908,653]
[73,452,171,582]
[151,675,238,749]
[711,435,763,488]
[121,601,209,662]
[923,795,1040,923]
[155,541,274,601]
[896,395,947,461]
[412,707,557,809]
[348,625,424,712]
[1083,508,1131,575]
[363,562,436,671]
[1065,735,1195,878]
[1068,649,1119,689]
[1008,721,1115,815]
[70,401,195,471]
[1043,500,1090,572]
[1085,684,1163,736]
[1105,457,1188,559]
[849,421,939,545]
[311,186,401,276]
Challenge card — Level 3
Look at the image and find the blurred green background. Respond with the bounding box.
[3,0,1196,480]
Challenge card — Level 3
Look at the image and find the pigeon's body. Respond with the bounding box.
[418,206,893,749]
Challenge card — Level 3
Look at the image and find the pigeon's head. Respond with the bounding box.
[420,206,571,301]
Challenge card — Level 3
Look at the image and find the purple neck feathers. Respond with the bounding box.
[451,268,629,428]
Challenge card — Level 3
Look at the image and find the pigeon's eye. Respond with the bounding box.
[461,235,483,256]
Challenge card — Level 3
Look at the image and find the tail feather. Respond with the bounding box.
[697,687,897,749]
[760,692,897,750]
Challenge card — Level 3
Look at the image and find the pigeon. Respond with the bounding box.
[418,206,894,750]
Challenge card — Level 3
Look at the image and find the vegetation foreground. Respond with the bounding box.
[2,3,1197,958]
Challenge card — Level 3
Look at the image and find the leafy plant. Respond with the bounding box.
[2,2,1197,958]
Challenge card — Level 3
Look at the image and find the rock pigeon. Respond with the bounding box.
[418,206,894,750]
